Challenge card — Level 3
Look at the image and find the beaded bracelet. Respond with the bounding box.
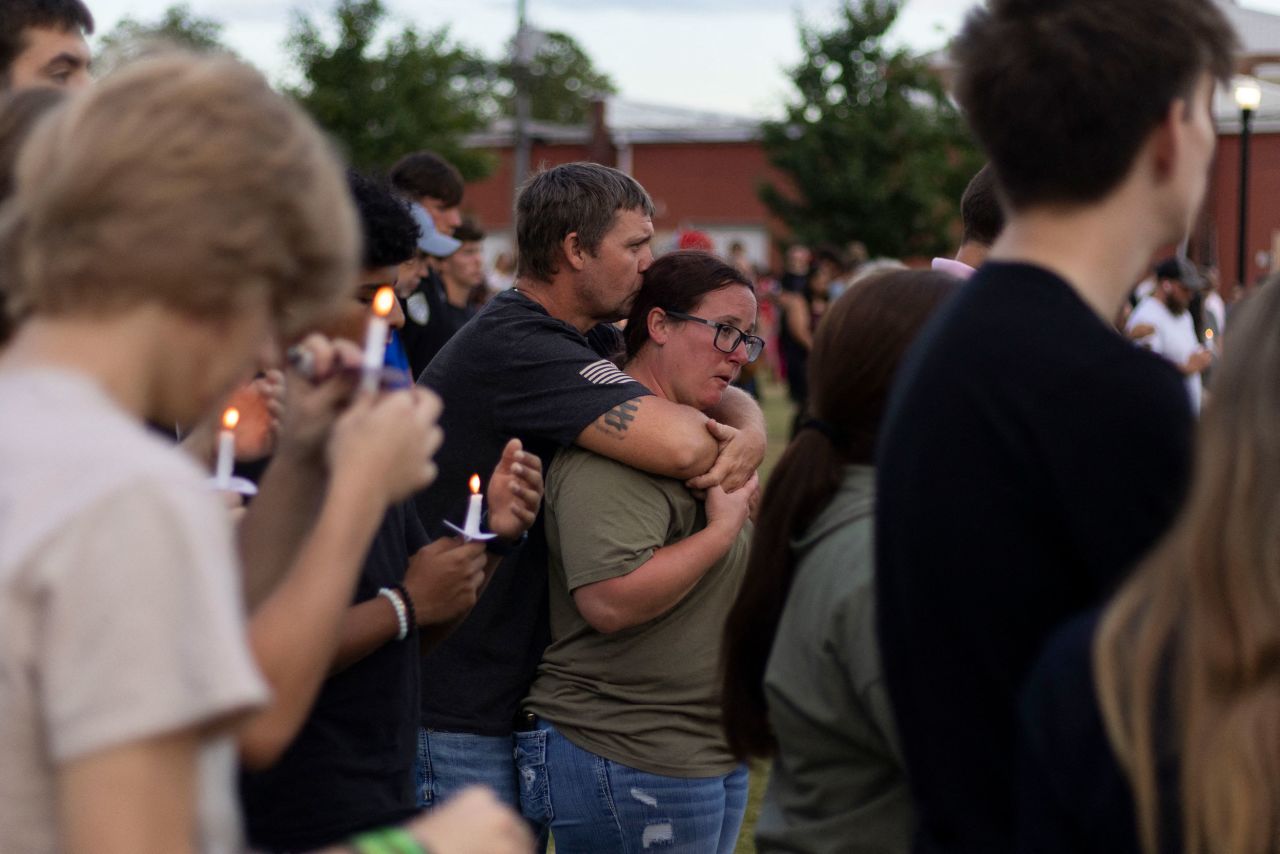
[350,826,430,854]
[376,587,409,641]
[391,582,417,630]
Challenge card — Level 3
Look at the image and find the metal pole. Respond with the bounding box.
[1237,106,1254,290]
[513,0,531,208]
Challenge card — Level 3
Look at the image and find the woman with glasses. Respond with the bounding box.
[519,250,762,853]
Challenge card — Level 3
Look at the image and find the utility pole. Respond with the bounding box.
[513,0,532,207]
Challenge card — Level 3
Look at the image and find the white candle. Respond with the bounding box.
[463,473,483,537]
[214,408,239,488]
[361,286,396,393]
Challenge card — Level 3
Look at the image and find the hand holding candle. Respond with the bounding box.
[361,286,396,394]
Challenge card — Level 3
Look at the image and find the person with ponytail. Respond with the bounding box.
[721,269,960,853]
[1017,281,1280,854]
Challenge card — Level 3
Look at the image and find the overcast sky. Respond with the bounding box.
[84,0,1280,118]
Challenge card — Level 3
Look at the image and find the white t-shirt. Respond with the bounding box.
[1126,296,1203,413]
[1203,291,1226,340]
[0,368,268,854]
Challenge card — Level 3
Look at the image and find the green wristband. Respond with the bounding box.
[350,827,429,854]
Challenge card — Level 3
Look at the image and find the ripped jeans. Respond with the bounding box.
[517,718,748,854]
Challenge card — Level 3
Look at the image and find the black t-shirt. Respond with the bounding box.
[1015,611,1182,854]
[240,500,429,852]
[399,271,477,383]
[874,262,1193,854]
[414,288,649,734]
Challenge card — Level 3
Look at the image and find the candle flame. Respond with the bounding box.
[222,407,240,430]
[469,474,481,495]
[1205,329,1215,340]
[373,286,396,318]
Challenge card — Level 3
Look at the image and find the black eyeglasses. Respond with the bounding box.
[665,310,764,362]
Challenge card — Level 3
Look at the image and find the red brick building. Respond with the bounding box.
[460,1,1280,297]
[461,99,790,272]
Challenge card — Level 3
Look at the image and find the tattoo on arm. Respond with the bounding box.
[594,399,640,438]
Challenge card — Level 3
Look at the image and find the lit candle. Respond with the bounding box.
[442,472,495,541]
[362,286,396,393]
[1205,328,1216,351]
[214,407,239,488]
[463,473,484,538]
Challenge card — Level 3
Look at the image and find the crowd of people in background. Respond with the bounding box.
[4,1,1280,854]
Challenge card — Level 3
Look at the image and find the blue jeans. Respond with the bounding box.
[416,727,550,848]
[519,719,749,854]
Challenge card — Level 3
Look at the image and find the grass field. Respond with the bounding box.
[733,377,794,854]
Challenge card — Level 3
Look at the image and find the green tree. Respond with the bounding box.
[97,3,232,72]
[760,0,981,259]
[288,0,495,178]
[498,30,617,126]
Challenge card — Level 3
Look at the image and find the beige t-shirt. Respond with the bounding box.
[0,369,268,854]
[526,446,751,777]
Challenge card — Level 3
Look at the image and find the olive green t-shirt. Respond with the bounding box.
[525,446,752,777]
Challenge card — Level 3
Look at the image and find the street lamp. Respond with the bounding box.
[1235,79,1261,290]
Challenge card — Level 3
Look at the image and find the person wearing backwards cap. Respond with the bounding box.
[1126,256,1212,413]
[390,151,467,381]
